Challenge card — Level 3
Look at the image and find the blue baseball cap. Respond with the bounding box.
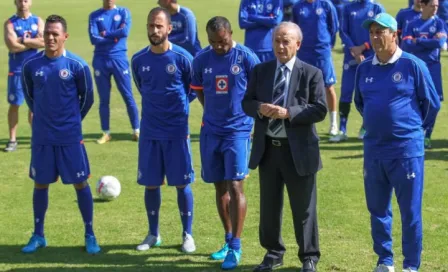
[362,13,397,32]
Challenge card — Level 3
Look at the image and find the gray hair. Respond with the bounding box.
[273,22,303,42]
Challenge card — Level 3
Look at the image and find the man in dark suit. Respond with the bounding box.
[242,21,327,272]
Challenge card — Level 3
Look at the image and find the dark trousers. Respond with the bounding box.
[258,137,320,263]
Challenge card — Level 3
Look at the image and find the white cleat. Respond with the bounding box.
[329,125,339,136]
[181,232,196,253]
[374,264,395,272]
[136,234,162,251]
[329,132,348,143]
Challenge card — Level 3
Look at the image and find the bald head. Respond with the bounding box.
[272,22,302,63]
[274,22,303,43]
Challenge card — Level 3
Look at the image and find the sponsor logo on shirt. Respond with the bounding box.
[215,75,229,94]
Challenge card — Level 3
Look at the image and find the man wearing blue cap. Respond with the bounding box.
[355,13,440,272]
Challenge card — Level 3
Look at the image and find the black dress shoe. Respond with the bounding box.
[301,260,317,272]
[253,256,284,272]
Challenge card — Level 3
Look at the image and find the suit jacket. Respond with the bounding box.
[242,57,327,176]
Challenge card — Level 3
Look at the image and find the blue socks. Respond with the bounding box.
[76,185,94,237]
[33,188,49,237]
[340,117,348,134]
[230,237,241,251]
[145,188,161,237]
[177,185,194,235]
[225,232,232,244]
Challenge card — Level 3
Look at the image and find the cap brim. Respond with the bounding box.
[362,18,389,30]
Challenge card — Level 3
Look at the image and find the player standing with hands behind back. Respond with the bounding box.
[21,15,100,255]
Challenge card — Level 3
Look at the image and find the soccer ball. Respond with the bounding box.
[96,176,121,200]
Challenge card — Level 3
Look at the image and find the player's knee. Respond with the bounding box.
[34,183,49,189]
[146,185,159,190]
[227,180,245,195]
[73,181,88,190]
[9,104,19,112]
[214,181,228,194]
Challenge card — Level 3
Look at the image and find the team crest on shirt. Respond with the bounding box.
[8,94,15,102]
[266,3,273,12]
[114,14,121,22]
[215,75,229,94]
[230,64,242,75]
[59,69,70,79]
[94,70,101,77]
[316,8,323,15]
[31,24,38,31]
[429,26,436,33]
[368,11,374,17]
[166,64,177,74]
[392,72,403,83]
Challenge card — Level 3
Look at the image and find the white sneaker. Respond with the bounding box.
[136,234,162,251]
[329,132,348,143]
[402,269,417,272]
[374,264,395,272]
[181,232,196,253]
[329,124,338,136]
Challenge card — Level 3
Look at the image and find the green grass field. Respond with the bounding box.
[0,0,447,271]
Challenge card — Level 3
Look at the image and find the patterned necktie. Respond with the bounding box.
[269,65,287,135]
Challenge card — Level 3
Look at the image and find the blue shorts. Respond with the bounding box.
[7,73,24,105]
[200,132,251,183]
[298,53,336,87]
[137,138,194,187]
[255,51,275,63]
[340,58,358,103]
[30,142,91,185]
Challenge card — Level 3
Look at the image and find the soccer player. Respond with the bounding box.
[88,0,140,144]
[282,0,299,21]
[396,0,422,44]
[356,13,440,272]
[157,0,202,56]
[131,7,196,254]
[21,14,100,254]
[190,16,260,270]
[239,0,283,62]
[402,0,446,148]
[3,0,44,152]
[329,0,384,143]
[292,0,340,135]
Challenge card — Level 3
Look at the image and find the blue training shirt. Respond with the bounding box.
[340,0,384,58]
[131,43,193,140]
[191,42,260,139]
[170,5,202,56]
[402,16,447,64]
[396,7,421,41]
[292,0,339,56]
[354,49,440,159]
[7,14,40,74]
[88,5,130,57]
[22,50,94,145]
[239,0,283,52]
